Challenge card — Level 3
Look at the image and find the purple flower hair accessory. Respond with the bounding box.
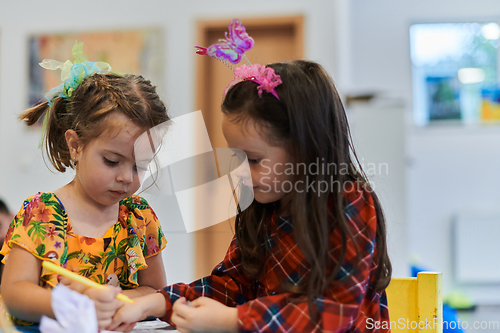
[225,64,282,100]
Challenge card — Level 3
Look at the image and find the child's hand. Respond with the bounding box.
[84,286,122,329]
[171,297,238,333]
[106,301,141,332]
[107,293,166,331]
[59,276,89,294]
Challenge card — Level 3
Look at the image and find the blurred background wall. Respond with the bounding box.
[0,0,499,307]
[348,0,500,304]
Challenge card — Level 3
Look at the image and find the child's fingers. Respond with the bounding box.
[108,322,136,332]
[121,322,136,332]
[118,323,136,332]
[85,286,120,302]
[102,308,131,331]
[189,298,200,307]
[172,298,193,320]
[107,303,142,331]
[105,317,121,331]
[58,277,88,294]
[96,309,117,321]
[110,286,123,300]
[189,297,209,307]
[107,285,123,296]
[111,285,123,292]
[98,319,113,330]
[171,311,189,329]
[176,297,187,305]
[95,298,121,311]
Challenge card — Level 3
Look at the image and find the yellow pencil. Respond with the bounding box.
[42,260,135,304]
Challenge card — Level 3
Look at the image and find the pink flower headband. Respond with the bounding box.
[195,19,282,101]
[224,64,282,100]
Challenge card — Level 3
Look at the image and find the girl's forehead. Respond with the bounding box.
[225,114,266,138]
[90,118,144,156]
[224,114,284,152]
[99,113,144,142]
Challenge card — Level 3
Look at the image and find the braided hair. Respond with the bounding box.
[20,73,169,172]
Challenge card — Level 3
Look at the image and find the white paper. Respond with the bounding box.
[40,284,98,333]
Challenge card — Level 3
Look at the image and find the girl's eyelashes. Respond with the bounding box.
[104,156,149,173]
[229,150,260,164]
[231,153,259,164]
[103,157,118,166]
[134,164,148,172]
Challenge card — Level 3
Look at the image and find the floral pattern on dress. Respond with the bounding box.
[1,192,166,293]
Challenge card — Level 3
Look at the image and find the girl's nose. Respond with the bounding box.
[233,159,252,187]
[117,165,134,184]
[234,162,250,179]
[231,150,250,178]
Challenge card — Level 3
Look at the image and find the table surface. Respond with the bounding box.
[0,319,179,332]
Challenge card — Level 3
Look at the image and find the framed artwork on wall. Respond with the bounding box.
[28,29,164,108]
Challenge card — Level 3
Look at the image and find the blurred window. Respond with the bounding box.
[410,22,500,125]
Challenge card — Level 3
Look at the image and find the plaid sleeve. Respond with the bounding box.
[236,188,389,332]
[158,235,255,324]
[159,186,390,332]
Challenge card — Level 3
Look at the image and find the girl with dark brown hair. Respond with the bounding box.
[110,60,392,332]
[0,47,170,330]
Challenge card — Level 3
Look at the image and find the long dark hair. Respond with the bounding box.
[222,60,391,309]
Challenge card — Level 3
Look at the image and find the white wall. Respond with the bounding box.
[348,101,408,280]
[349,0,500,304]
[0,0,349,284]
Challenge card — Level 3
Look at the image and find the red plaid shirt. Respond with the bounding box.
[159,185,390,332]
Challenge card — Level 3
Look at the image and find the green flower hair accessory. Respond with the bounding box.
[38,41,111,147]
[40,41,111,104]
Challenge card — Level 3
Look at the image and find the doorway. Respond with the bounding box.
[194,16,304,278]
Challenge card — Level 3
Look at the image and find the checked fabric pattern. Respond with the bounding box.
[160,184,390,332]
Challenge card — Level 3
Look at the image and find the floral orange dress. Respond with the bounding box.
[0,192,166,325]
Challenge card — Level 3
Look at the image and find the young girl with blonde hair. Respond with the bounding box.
[1,44,170,329]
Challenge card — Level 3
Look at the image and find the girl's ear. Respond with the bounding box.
[65,130,82,163]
